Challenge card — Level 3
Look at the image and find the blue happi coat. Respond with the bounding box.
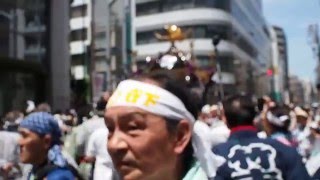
[212,126,311,180]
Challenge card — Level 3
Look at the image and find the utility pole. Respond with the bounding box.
[124,0,132,77]
[13,1,17,60]
[90,0,96,103]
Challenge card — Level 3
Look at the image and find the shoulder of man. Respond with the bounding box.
[213,136,299,158]
[35,164,83,180]
[46,168,75,180]
[212,140,237,157]
[212,137,310,179]
[261,137,298,155]
[183,161,208,180]
[312,167,320,179]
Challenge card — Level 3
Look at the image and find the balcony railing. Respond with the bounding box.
[24,45,46,55]
[24,23,46,34]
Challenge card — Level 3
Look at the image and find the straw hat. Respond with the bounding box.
[294,107,308,118]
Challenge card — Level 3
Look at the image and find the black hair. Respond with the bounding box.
[257,97,266,112]
[36,103,52,113]
[223,94,257,128]
[141,73,199,119]
[135,72,198,176]
[95,96,108,117]
[96,97,107,111]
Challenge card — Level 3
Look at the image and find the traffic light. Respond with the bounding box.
[266,68,273,76]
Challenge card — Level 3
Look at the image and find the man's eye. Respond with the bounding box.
[20,133,27,138]
[128,125,139,131]
[107,125,115,133]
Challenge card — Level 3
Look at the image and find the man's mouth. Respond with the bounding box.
[116,161,136,175]
[117,160,134,166]
[116,160,136,170]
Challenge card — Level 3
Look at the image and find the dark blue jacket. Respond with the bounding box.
[212,126,311,180]
[313,168,320,180]
[28,166,75,180]
[46,168,75,180]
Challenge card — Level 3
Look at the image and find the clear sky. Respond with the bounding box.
[263,0,320,81]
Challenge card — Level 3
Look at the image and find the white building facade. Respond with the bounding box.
[70,0,114,102]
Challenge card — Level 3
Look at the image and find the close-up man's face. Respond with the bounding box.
[18,128,48,164]
[105,106,178,180]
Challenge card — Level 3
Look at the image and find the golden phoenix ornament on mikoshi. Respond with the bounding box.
[154,25,192,44]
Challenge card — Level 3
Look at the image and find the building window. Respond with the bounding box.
[218,57,234,73]
[195,0,230,10]
[196,55,233,73]
[232,32,257,58]
[136,0,230,16]
[71,5,87,18]
[136,1,161,16]
[25,13,45,28]
[193,27,206,38]
[162,0,194,12]
[0,36,9,56]
[24,0,45,10]
[196,55,212,68]
[71,29,87,41]
[95,32,106,39]
[25,36,40,46]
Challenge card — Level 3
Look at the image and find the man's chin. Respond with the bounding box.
[19,158,28,164]
[19,155,30,164]
[119,167,143,180]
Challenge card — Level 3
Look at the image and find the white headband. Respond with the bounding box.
[267,112,289,127]
[106,80,195,123]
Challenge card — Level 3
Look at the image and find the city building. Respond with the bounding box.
[289,76,306,106]
[0,0,70,116]
[131,0,271,99]
[301,79,317,105]
[269,25,290,103]
[69,0,94,103]
[289,76,318,106]
[70,0,127,103]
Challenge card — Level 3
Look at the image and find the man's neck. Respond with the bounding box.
[152,158,184,180]
[32,157,48,170]
[230,125,257,134]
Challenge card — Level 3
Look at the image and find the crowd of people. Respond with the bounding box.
[1,72,320,179]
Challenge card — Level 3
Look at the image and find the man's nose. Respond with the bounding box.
[107,131,129,154]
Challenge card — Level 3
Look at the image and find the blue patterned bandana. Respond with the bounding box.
[20,112,61,144]
[19,112,67,167]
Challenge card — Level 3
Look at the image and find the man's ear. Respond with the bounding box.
[43,134,52,150]
[173,120,192,154]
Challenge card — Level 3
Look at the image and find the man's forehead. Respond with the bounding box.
[18,127,30,133]
[105,106,148,118]
[104,106,168,126]
[18,127,35,135]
